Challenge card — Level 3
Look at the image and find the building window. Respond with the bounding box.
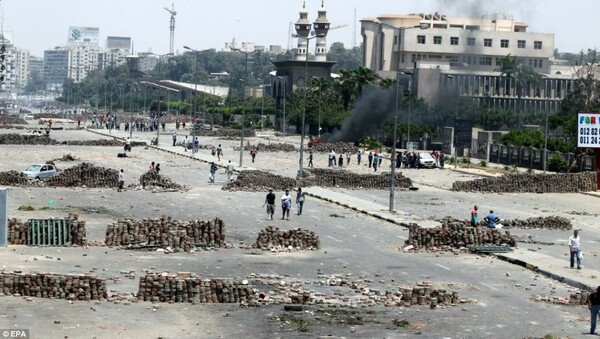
[451,37,459,45]
[417,35,426,44]
[518,40,526,48]
[467,37,476,46]
[434,36,442,45]
[534,41,543,49]
[394,35,398,45]
[484,38,492,47]
[479,57,492,66]
[501,39,509,48]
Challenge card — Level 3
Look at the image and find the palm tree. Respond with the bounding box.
[379,77,397,89]
[496,54,542,126]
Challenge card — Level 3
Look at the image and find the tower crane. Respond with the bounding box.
[164,3,176,55]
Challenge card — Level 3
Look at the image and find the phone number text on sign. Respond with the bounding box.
[577,113,600,148]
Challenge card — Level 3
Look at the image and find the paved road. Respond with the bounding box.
[0,124,595,338]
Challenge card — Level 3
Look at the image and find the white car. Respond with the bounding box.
[22,164,58,180]
[418,153,437,168]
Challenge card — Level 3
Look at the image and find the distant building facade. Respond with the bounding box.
[361,12,574,113]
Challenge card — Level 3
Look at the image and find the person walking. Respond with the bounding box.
[281,189,292,220]
[250,147,257,163]
[470,205,479,226]
[155,163,161,175]
[118,169,125,192]
[357,151,362,165]
[193,137,199,154]
[296,187,306,215]
[216,144,223,161]
[226,160,234,182]
[338,154,343,168]
[373,152,379,172]
[346,152,351,166]
[263,188,276,220]
[209,162,218,184]
[183,136,189,152]
[308,151,313,168]
[172,132,177,147]
[368,151,373,168]
[149,162,155,172]
[588,286,600,334]
[569,229,582,269]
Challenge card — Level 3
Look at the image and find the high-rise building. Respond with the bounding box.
[14,49,30,91]
[43,49,70,90]
[106,36,131,52]
[361,12,570,112]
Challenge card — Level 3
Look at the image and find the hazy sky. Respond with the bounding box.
[1,0,599,57]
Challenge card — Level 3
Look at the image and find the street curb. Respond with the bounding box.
[493,252,593,291]
[305,192,410,228]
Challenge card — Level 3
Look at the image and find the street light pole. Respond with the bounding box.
[543,110,549,173]
[231,48,257,168]
[183,46,200,149]
[389,72,400,212]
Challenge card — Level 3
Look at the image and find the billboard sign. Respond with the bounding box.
[577,113,600,148]
[68,27,99,45]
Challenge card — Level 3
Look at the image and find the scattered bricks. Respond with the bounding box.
[47,162,119,188]
[452,172,597,193]
[7,214,87,246]
[237,143,297,152]
[137,273,255,304]
[59,139,122,146]
[309,142,358,154]
[104,216,226,252]
[306,168,413,190]
[0,170,29,186]
[139,171,184,190]
[405,219,517,251]
[254,226,320,250]
[0,272,107,301]
[501,216,572,230]
[223,170,298,192]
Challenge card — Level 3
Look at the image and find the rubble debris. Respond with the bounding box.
[237,143,297,152]
[223,170,298,192]
[254,226,320,251]
[0,272,107,301]
[0,170,29,186]
[309,142,358,154]
[452,172,597,193]
[139,171,184,190]
[104,216,226,252]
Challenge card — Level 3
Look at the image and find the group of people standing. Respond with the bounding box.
[263,187,306,220]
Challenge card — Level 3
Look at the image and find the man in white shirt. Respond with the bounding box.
[569,229,582,269]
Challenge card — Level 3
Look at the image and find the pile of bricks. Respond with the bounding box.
[0,134,57,145]
[254,226,320,250]
[60,139,122,146]
[137,273,255,304]
[306,168,413,189]
[309,142,358,154]
[47,163,119,188]
[238,143,297,152]
[104,216,226,252]
[0,115,27,124]
[0,170,29,186]
[7,214,87,246]
[196,128,255,138]
[223,170,298,192]
[501,216,572,230]
[452,172,597,193]
[0,272,107,300]
[405,220,517,251]
[139,171,184,190]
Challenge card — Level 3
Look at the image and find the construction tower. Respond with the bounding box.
[164,3,176,54]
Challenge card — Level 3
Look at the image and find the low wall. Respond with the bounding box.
[452,172,597,193]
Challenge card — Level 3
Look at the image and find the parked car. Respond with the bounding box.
[22,164,58,180]
[418,153,437,168]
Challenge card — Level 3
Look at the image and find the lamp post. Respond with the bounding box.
[446,74,459,169]
[389,23,430,212]
[543,110,549,173]
[231,48,258,168]
[184,46,201,149]
[292,34,320,179]
[401,71,414,149]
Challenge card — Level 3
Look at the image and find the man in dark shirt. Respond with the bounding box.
[588,286,600,334]
[263,188,276,220]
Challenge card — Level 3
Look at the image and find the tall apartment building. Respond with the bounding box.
[106,36,131,52]
[43,49,70,90]
[69,46,101,82]
[14,49,30,91]
[361,12,571,113]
